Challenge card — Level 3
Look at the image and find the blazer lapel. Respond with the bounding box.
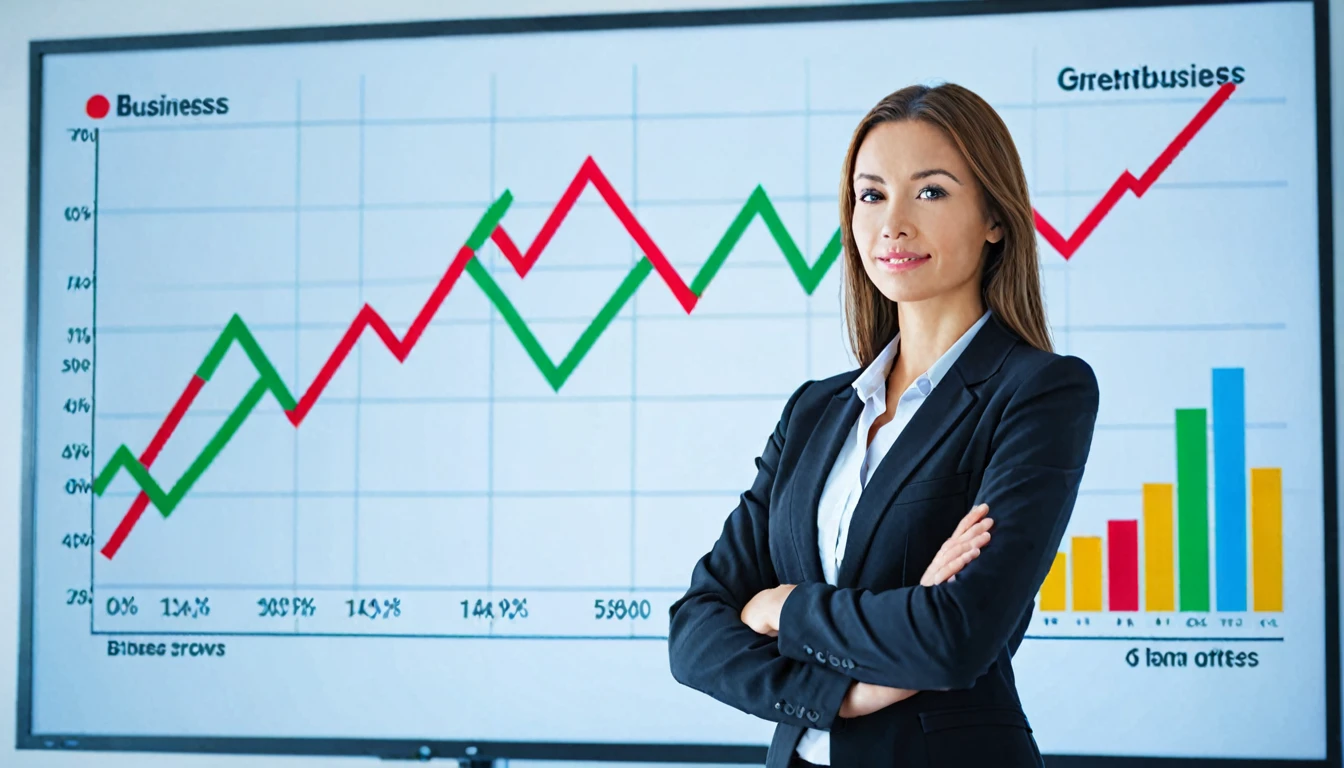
[789,388,862,585]
[834,315,1019,589]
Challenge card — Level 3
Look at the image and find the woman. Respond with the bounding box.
[667,82,1099,768]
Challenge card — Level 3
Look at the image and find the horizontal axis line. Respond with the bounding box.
[92,630,671,640]
[94,310,840,335]
[1023,635,1284,642]
[93,583,688,592]
[98,195,837,215]
[88,95,1291,135]
[91,179,1290,216]
[98,488,747,499]
[95,486,1306,500]
[93,319,1286,335]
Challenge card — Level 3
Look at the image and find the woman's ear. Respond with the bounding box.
[987,220,1004,244]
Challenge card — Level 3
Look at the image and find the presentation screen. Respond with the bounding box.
[19,0,1336,763]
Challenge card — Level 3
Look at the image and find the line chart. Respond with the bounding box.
[90,82,1236,560]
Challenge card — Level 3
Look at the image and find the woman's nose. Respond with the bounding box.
[881,200,915,241]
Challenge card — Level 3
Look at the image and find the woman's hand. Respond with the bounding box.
[739,503,994,719]
[921,503,993,587]
[839,681,919,718]
[739,504,992,635]
[839,503,995,719]
[739,584,796,637]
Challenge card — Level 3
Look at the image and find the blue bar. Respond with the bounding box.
[1213,368,1247,611]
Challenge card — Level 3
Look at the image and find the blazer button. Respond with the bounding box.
[815,650,825,663]
[803,645,813,655]
[783,703,796,716]
[842,659,854,669]
[775,701,783,710]
[807,710,820,723]
[828,654,841,667]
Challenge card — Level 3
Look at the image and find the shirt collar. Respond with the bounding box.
[852,310,992,403]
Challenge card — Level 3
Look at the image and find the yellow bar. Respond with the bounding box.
[1251,468,1283,612]
[1144,483,1175,611]
[1072,537,1103,611]
[1040,553,1066,611]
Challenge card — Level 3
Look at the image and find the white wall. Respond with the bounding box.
[1,0,1339,766]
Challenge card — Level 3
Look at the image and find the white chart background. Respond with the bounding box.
[27,0,1327,760]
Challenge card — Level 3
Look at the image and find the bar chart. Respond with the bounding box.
[1037,367,1284,615]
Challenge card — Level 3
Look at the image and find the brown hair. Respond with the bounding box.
[839,83,1053,365]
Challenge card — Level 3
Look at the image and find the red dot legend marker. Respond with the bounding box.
[86,94,110,119]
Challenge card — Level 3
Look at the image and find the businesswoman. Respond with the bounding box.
[667,82,1099,768]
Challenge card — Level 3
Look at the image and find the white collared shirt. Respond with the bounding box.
[794,310,991,764]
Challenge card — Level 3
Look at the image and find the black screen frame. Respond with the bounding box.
[18,0,1338,764]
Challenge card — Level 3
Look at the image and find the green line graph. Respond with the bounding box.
[92,184,842,515]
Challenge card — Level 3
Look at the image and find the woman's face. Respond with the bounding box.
[850,119,1003,306]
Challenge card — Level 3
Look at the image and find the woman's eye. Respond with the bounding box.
[857,189,883,203]
[918,186,947,200]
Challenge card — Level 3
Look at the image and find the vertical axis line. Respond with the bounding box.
[1061,79,1071,356]
[292,82,302,606]
[90,129,101,632]
[354,76,365,587]
[630,64,639,617]
[1031,47,1038,201]
[487,73,497,610]
[803,60,812,376]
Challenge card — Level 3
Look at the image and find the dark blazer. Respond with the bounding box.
[667,313,1100,768]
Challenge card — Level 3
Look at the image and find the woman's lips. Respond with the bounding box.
[876,251,931,272]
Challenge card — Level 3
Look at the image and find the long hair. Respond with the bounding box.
[839,83,1053,365]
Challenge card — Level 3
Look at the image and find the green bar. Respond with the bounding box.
[1176,408,1210,611]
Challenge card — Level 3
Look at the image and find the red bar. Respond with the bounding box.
[1108,520,1140,611]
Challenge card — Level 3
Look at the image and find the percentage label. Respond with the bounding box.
[106,597,138,616]
[61,358,91,374]
[162,597,211,619]
[64,206,92,222]
[347,597,401,620]
[501,598,529,620]
[64,478,92,495]
[67,327,92,344]
[461,598,530,621]
[62,443,91,460]
[258,596,318,618]
[64,398,91,414]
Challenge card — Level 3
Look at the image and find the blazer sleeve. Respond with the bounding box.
[775,354,1100,691]
[667,380,854,729]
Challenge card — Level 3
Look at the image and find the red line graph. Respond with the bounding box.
[96,84,1235,559]
[486,84,1234,277]
[99,375,205,558]
[1034,82,1235,258]
[99,245,481,559]
[490,156,699,312]
[287,244,477,425]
